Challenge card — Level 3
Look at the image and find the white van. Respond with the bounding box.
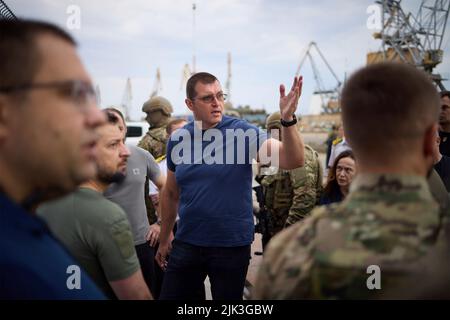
[125,121,149,146]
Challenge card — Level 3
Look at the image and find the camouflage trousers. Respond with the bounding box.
[268,208,289,238]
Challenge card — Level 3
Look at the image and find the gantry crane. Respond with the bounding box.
[121,78,132,121]
[95,84,101,107]
[369,0,450,89]
[150,68,162,98]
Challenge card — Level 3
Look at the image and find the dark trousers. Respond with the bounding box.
[152,222,178,300]
[152,242,164,299]
[159,240,251,300]
[135,242,156,297]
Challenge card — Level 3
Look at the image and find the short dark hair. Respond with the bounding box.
[341,62,439,158]
[0,20,76,89]
[166,118,187,135]
[186,72,218,100]
[103,109,119,125]
[104,107,125,124]
[440,90,450,100]
[324,149,355,196]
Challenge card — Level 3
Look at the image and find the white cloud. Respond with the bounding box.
[6,0,450,116]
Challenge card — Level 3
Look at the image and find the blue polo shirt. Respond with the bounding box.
[0,192,105,299]
[167,116,267,247]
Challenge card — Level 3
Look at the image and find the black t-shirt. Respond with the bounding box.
[434,155,450,192]
[439,131,450,157]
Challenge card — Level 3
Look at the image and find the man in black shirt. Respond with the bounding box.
[433,127,450,192]
[438,91,450,156]
[434,156,450,192]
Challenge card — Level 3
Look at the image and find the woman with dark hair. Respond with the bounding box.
[319,150,356,205]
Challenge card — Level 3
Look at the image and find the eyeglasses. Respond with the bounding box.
[0,80,97,108]
[194,92,227,104]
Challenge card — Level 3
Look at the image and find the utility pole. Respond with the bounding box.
[192,3,197,73]
[225,52,232,104]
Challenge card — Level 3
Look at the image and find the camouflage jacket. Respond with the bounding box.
[252,174,446,299]
[137,126,168,159]
[257,145,323,234]
[138,126,168,224]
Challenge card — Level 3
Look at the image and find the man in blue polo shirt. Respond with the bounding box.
[156,72,305,300]
[0,20,105,299]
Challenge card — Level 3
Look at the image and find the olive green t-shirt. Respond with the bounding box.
[38,187,140,299]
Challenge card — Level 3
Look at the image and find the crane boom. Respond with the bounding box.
[0,0,17,20]
[296,42,342,114]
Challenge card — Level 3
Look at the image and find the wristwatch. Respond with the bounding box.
[280,114,297,127]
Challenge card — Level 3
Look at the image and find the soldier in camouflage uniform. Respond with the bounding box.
[138,96,173,226]
[138,96,173,159]
[252,63,450,299]
[256,112,322,246]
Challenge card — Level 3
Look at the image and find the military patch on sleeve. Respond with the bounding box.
[110,217,135,259]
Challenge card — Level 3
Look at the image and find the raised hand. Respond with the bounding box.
[279,76,303,121]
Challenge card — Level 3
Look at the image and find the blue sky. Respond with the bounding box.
[7,0,450,120]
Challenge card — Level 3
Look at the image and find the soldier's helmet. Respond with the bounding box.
[142,96,173,116]
[224,109,241,119]
[266,111,282,130]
